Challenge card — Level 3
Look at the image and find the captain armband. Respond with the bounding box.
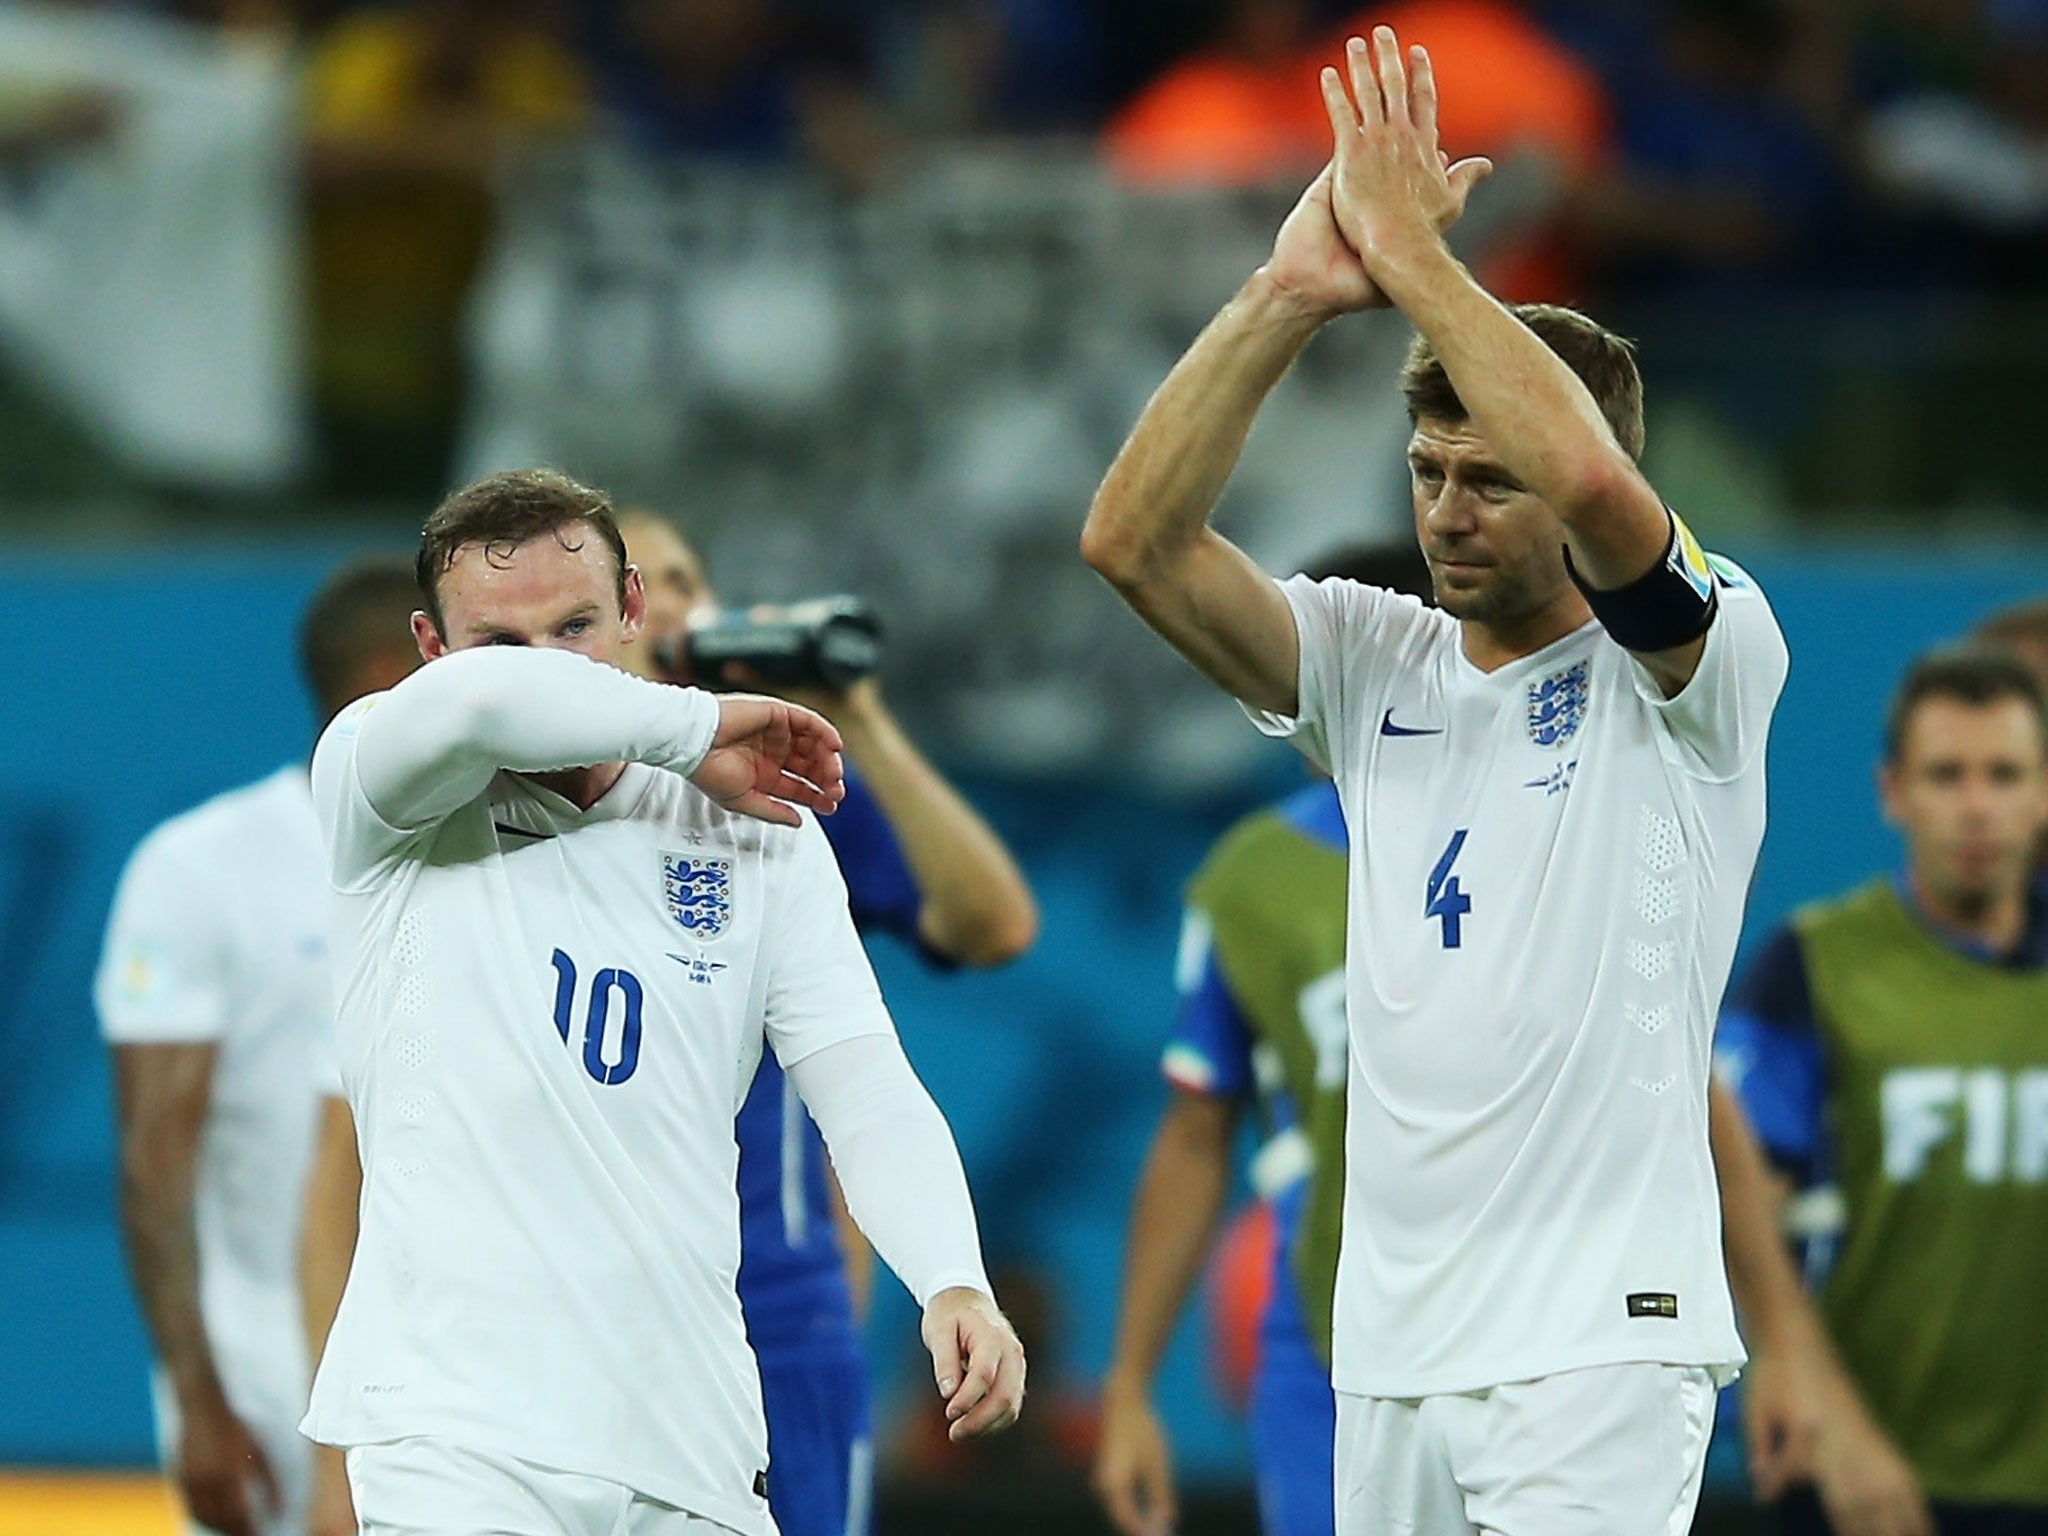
[1566,510,1719,654]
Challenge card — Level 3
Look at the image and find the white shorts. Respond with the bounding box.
[1334,1362,1716,1536]
[346,1438,772,1536]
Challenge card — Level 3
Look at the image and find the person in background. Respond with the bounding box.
[599,0,897,187]
[301,0,588,495]
[1975,599,2048,704]
[1103,0,1329,187]
[96,560,421,1536]
[1719,647,2048,1536]
[621,506,1038,1535]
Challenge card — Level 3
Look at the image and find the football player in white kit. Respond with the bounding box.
[1083,29,1788,1536]
[302,469,1023,1536]
[98,560,423,1536]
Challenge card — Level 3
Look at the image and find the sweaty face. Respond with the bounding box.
[1882,696,2048,916]
[417,524,643,667]
[1407,418,1574,629]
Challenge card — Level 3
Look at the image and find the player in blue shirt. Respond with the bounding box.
[621,511,1039,1536]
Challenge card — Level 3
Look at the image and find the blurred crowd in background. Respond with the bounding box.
[3,0,2046,511]
[6,4,2048,1527]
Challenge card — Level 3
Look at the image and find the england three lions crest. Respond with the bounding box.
[1528,660,1590,748]
[663,853,733,940]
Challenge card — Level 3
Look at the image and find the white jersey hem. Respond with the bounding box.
[1331,1341,1747,1402]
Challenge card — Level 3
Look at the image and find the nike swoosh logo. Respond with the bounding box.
[1379,710,1444,738]
[493,822,554,841]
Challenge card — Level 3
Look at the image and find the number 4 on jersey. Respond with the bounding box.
[1425,830,1472,949]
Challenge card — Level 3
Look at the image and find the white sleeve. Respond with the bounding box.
[95,825,228,1044]
[759,815,897,1069]
[310,647,721,884]
[788,1034,993,1308]
[1241,574,1444,779]
[1631,557,1789,782]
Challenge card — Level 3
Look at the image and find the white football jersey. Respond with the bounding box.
[303,699,893,1536]
[94,766,324,1485]
[1252,561,1787,1398]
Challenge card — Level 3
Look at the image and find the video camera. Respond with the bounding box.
[656,596,884,694]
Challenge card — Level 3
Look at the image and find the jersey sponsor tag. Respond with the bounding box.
[1626,1292,1679,1319]
[662,852,733,939]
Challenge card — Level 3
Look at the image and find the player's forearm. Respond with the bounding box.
[1104,1103,1235,1395]
[1710,1079,1830,1359]
[117,1144,222,1404]
[351,648,719,828]
[300,1098,362,1373]
[836,693,1037,967]
[790,1035,992,1307]
[1082,271,1325,591]
[1371,244,1663,577]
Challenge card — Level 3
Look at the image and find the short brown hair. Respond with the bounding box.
[299,556,420,723]
[1400,304,1646,461]
[1885,645,2048,764]
[416,468,627,633]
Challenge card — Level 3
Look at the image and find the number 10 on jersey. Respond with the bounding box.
[550,949,644,1085]
[1426,830,1472,949]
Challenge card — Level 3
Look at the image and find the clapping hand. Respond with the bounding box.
[1317,28,1493,284]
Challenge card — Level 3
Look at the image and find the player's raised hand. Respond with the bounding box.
[688,694,845,825]
[922,1285,1026,1441]
[1318,29,1492,280]
[175,1394,278,1536]
[1093,1383,1177,1536]
[1261,162,1382,319]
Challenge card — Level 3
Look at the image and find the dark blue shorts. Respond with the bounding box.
[1248,1330,1336,1536]
[756,1335,874,1536]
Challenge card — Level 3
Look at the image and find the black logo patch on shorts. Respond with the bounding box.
[1627,1292,1679,1319]
[753,1469,770,1500]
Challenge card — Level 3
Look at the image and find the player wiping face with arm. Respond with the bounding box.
[324,624,1022,1425]
[353,489,1019,1429]
[303,471,1019,1536]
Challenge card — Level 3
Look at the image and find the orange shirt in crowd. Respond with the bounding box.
[1104,49,1330,188]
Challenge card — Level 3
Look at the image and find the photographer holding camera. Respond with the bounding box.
[618,509,1040,1536]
